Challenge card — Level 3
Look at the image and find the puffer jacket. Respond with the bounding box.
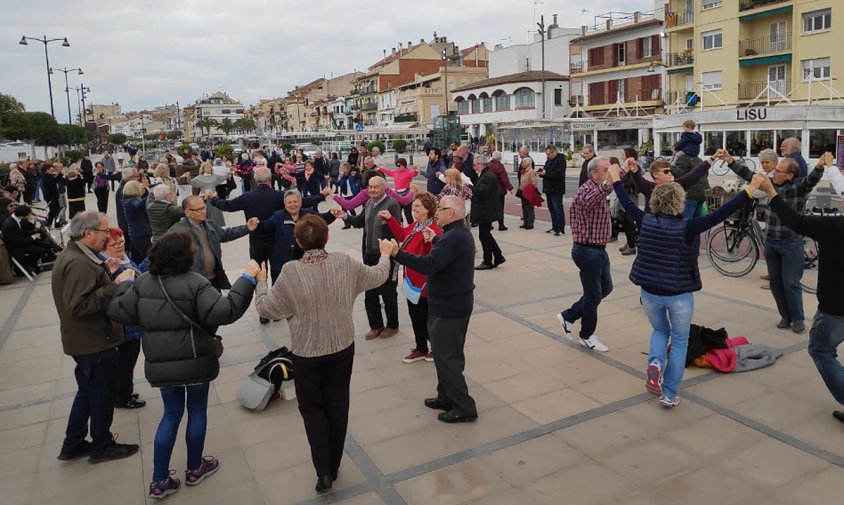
[146,198,184,243]
[108,272,255,387]
[123,196,152,239]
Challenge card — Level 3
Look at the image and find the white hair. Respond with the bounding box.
[153,184,172,200]
[491,151,502,161]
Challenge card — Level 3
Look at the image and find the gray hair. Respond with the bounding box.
[521,156,534,167]
[583,143,595,153]
[474,155,489,166]
[782,137,801,152]
[780,158,800,175]
[254,166,272,183]
[283,189,302,201]
[587,156,607,174]
[121,168,138,181]
[9,163,17,170]
[68,211,105,241]
[758,149,778,164]
[439,195,466,219]
[491,151,502,161]
[153,184,172,200]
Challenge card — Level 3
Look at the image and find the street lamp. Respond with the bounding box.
[441,49,459,118]
[51,67,83,124]
[19,35,70,119]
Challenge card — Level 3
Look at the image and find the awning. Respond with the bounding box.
[668,67,694,75]
[739,53,792,67]
[739,5,792,22]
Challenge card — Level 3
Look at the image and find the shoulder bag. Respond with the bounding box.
[157,276,224,358]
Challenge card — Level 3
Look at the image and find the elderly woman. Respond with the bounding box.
[438,168,473,224]
[255,215,391,494]
[121,181,153,263]
[189,162,228,226]
[298,160,327,200]
[378,192,443,363]
[517,156,538,229]
[609,162,765,408]
[109,232,259,500]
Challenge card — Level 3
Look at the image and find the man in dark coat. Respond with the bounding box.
[537,145,567,236]
[456,145,476,184]
[488,152,514,231]
[578,144,596,187]
[471,155,504,270]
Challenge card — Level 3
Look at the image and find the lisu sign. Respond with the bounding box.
[736,107,768,121]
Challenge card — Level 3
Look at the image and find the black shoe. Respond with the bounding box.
[88,440,139,464]
[545,228,553,233]
[475,263,494,271]
[259,317,270,324]
[493,257,506,267]
[424,397,453,411]
[341,224,351,230]
[437,409,478,424]
[499,225,508,231]
[519,224,527,229]
[315,474,333,493]
[833,411,844,424]
[331,470,338,482]
[554,232,562,237]
[524,225,534,230]
[57,439,91,461]
[776,319,791,329]
[115,398,146,409]
[131,393,139,400]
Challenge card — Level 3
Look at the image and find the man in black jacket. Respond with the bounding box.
[391,195,477,423]
[471,155,504,270]
[538,145,567,235]
[456,145,476,184]
[1,205,60,272]
[578,144,595,187]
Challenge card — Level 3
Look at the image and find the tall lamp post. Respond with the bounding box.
[19,35,70,119]
[536,16,547,119]
[51,67,83,124]
[441,48,460,118]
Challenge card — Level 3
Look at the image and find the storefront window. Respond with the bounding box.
[659,132,680,155]
[597,129,639,151]
[808,130,837,158]
[749,130,774,155]
[774,129,801,156]
[573,132,593,151]
[725,131,747,157]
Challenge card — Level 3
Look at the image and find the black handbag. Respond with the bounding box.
[157,276,223,358]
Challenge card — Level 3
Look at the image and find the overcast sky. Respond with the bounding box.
[3,0,650,119]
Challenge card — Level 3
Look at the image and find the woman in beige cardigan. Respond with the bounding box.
[518,156,537,229]
[254,214,392,494]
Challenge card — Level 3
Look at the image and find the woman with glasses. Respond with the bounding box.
[629,156,712,213]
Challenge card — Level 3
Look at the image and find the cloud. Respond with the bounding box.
[1,0,650,118]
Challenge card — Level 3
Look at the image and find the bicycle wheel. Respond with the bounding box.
[800,238,819,294]
[706,225,759,277]
[742,157,757,172]
[710,159,730,176]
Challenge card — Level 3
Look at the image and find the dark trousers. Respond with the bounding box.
[478,222,503,265]
[402,204,413,224]
[520,198,535,227]
[250,238,274,264]
[94,187,109,213]
[129,234,151,264]
[563,244,613,339]
[68,201,86,220]
[115,339,141,404]
[363,254,398,330]
[63,347,119,452]
[46,200,61,226]
[429,315,476,416]
[547,192,565,233]
[498,195,506,228]
[407,297,430,353]
[293,343,354,478]
[619,209,637,247]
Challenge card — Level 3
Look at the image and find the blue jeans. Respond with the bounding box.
[682,199,703,219]
[63,347,119,452]
[153,383,210,482]
[564,244,613,339]
[640,290,694,399]
[807,311,844,405]
[547,193,565,233]
[765,238,804,324]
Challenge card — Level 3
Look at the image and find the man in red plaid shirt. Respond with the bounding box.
[557,156,614,352]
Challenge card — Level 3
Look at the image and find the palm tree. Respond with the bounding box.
[196,117,218,137]
[234,118,256,135]
[219,118,234,137]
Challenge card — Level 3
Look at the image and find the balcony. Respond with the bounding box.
[362,102,377,111]
[664,90,699,106]
[665,10,693,29]
[738,80,791,100]
[738,33,791,57]
[349,89,359,95]
[664,52,694,67]
[739,0,790,12]
[394,113,418,123]
[590,88,663,106]
[570,61,584,74]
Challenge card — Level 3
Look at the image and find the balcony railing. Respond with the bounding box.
[665,10,694,28]
[362,102,377,111]
[394,113,417,123]
[739,0,791,12]
[738,33,791,57]
[665,52,694,67]
[590,88,663,106]
[570,61,584,73]
[738,80,791,100]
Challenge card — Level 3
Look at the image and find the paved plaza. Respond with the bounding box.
[1,188,843,505]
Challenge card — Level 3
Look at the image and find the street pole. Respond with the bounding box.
[140,114,146,158]
[442,49,449,119]
[537,16,546,119]
[19,35,70,119]
[51,67,83,124]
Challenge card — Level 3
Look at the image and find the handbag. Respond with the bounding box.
[237,359,289,411]
[515,187,524,199]
[399,273,424,304]
[157,276,224,358]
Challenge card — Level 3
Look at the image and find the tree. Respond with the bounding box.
[196,118,218,137]
[0,111,61,157]
[0,93,25,128]
[214,144,235,160]
[218,118,234,136]
[392,139,407,153]
[234,118,256,134]
[165,130,181,140]
[107,133,128,145]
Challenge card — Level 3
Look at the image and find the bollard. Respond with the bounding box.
[513,154,520,175]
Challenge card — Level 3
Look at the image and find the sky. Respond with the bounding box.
[2,0,649,120]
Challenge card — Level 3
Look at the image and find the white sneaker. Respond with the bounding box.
[556,313,574,342]
[580,335,609,352]
[658,395,680,409]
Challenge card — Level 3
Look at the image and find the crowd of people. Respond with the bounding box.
[8,134,840,499]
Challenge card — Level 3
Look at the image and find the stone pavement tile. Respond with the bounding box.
[350,367,390,394]
[233,405,306,447]
[334,491,387,505]
[395,458,510,505]
[622,399,714,435]
[243,430,312,477]
[348,402,437,446]
[0,444,40,478]
[553,410,654,458]
[685,372,771,407]
[478,434,584,486]
[349,384,412,418]
[543,354,626,388]
[0,472,35,505]
[721,389,826,433]
[664,412,766,458]
[445,405,538,452]
[0,402,49,431]
[452,488,544,505]
[483,367,574,404]
[524,462,633,505]
[362,424,460,475]
[468,312,536,342]
[0,420,47,454]
[256,458,365,505]
[31,477,145,505]
[598,491,661,505]
[599,439,700,487]
[175,479,265,505]
[739,353,817,391]
[488,331,561,354]
[649,466,760,505]
[778,466,844,505]
[571,368,650,405]
[720,437,830,488]
[30,448,143,503]
[512,387,602,425]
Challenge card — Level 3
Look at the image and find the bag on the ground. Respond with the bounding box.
[237,347,294,411]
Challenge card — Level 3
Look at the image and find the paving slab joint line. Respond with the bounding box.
[342,435,408,505]
[0,280,36,352]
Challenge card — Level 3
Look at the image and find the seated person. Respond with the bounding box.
[0,205,61,273]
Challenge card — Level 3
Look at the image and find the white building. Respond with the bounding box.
[489,15,581,77]
[331,97,351,130]
[193,92,245,137]
[378,90,397,127]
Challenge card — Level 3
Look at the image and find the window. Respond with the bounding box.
[809,129,837,158]
[803,9,831,33]
[597,129,638,150]
[642,36,653,58]
[482,96,493,112]
[617,43,626,65]
[702,71,723,90]
[457,100,469,114]
[659,132,681,155]
[774,130,801,156]
[236,109,244,114]
[802,57,831,80]
[703,131,724,156]
[514,88,535,108]
[495,93,510,111]
[221,109,231,115]
[702,0,722,9]
[749,130,774,155]
[589,47,604,66]
[726,131,747,156]
[702,30,723,50]
[470,99,481,114]
[554,88,564,106]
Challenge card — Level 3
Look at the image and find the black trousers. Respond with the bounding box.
[46,200,61,226]
[293,343,354,478]
[498,195,506,228]
[619,209,637,247]
[363,254,398,330]
[478,223,503,265]
[94,188,109,213]
[115,339,141,404]
[129,234,151,264]
[250,238,273,264]
[64,347,118,453]
[407,297,430,353]
[429,315,476,416]
[520,198,535,227]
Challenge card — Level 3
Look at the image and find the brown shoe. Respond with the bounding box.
[760,274,770,280]
[379,327,399,339]
[760,282,770,290]
[365,328,384,340]
[619,244,629,253]
[621,246,636,256]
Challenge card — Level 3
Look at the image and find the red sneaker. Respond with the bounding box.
[402,349,426,364]
[424,352,434,362]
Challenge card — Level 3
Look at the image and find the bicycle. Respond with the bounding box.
[711,155,757,176]
[798,207,839,294]
[705,189,763,277]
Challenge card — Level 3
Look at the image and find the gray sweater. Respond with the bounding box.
[345,195,401,256]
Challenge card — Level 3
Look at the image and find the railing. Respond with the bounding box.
[362,102,377,111]
[738,33,791,57]
[665,52,694,67]
[739,0,791,12]
[665,10,694,28]
[570,61,584,73]
[349,89,359,95]
[590,88,662,106]
[738,80,791,100]
[394,113,417,123]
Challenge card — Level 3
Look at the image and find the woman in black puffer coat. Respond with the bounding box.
[108,232,259,500]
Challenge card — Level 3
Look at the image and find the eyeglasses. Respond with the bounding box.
[437,207,451,212]
[186,207,207,212]
[90,228,110,234]
[660,169,672,175]
[107,240,125,247]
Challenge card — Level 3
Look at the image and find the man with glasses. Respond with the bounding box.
[169,195,259,291]
[52,211,139,464]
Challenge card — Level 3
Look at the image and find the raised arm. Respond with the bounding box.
[678,159,714,189]
[333,191,368,211]
[386,187,414,206]
[612,181,643,225]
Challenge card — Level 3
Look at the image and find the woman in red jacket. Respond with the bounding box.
[378,192,442,363]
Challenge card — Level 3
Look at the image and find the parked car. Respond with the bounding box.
[297,144,319,157]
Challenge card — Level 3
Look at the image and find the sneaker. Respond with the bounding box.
[621,247,636,256]
[424,351,434,362]
[658,395,680,409]
[88,435,139,464]
[776,319,791,329]
[148,472,181,500]
[57,439,91,461]
[402,349,427,364]
[556,312,574,342]
[185,456,220,486]
[792,321,806,334]
[580,335,609,352]
[645,362,663,396]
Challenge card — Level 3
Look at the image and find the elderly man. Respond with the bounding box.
[114,169,144,254]
[455,145,476,184]
[720,148,826,333]
[391,195,477,423]
[146,184,184,243]
[558,157,614,352]
[516,145,533,175]
[488,152,514,231]
[343,175,402,340]
[169,195,258,291]
[102,151,117,190]
[176,150,200,202]
[52,211,139,463]
[578,144,596,187]
[780,137,809,179]
[537,145,567,236]
[471,155,505,270]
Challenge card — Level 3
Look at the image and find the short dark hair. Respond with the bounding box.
[294,214,329,251]
[148,232,195,276]
[396,158,407,168]
[13,205,32,218]
[545,145,557,152]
